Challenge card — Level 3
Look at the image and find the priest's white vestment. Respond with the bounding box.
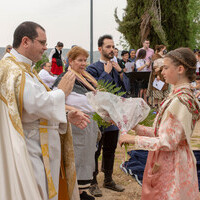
[1,49,67,200]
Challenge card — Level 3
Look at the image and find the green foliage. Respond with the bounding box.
[159,0,190,50]
[187,0,200,48]
[115,0,200,50]
[34,53,49,73]
[96,80,126,96]
[92,80,126,128]
[139,109,156,127]
[117,35,130,51]
[93,113,111,129]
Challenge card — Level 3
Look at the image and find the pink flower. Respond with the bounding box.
[117,122,122,130]
[123,115,128,125]
[120,97,126,102]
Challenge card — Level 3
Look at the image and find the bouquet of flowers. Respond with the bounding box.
[86,91,150,161]
[92,80,126,128]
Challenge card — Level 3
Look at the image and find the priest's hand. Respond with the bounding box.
[68,110,90,129]
[119,134,135,147]
[58,71,75,97]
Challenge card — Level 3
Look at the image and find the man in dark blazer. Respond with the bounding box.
[87,35,130,197]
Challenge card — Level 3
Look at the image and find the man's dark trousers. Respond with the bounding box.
[92,130,119,183]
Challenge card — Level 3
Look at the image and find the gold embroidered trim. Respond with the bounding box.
[0,58,25,138]
[0,93,7,105]
[0,93,24,138]
[39,119,57,198]
[61,122,79,199]
[19,71,25,119]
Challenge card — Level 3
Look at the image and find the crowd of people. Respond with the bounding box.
[110,40,167,108]
[0,20,200,200]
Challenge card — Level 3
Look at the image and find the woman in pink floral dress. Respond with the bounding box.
[119,48,200,200]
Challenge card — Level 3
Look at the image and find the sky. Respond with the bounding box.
[0,0,127,51]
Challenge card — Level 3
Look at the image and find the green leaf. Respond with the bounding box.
[111,87,121,94]
[139,109,156,127]
[92,113,111,129]
[117,92,126,96]
[105,81,113,89]
[107,84,116,91]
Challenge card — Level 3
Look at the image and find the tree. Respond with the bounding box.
[187,0,200,49]
[116,35,130,51]
[115,0,200,50]
[34,53,49,73]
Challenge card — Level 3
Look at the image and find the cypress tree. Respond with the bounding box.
[115,0,200,50]
[187,0,200,49]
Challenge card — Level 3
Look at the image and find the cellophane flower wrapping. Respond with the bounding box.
[86,91,150,132]
[86,91,150,160]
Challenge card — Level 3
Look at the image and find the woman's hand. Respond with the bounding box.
[196,83,200,90]
[195,91,200,98]
[132,124,138,131]
[146,61,150,68]
[119,134,135,147]
[156,75,161,81]
[68,110,90,129]
[154,67,161,73]
[109,120,116,126]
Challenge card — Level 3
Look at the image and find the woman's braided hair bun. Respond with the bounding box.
[166,47,197,82]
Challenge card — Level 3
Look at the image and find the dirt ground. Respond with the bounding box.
[86,120,200,200]
[89,143,142,200]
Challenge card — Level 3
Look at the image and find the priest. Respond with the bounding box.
[0,21,89,200]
